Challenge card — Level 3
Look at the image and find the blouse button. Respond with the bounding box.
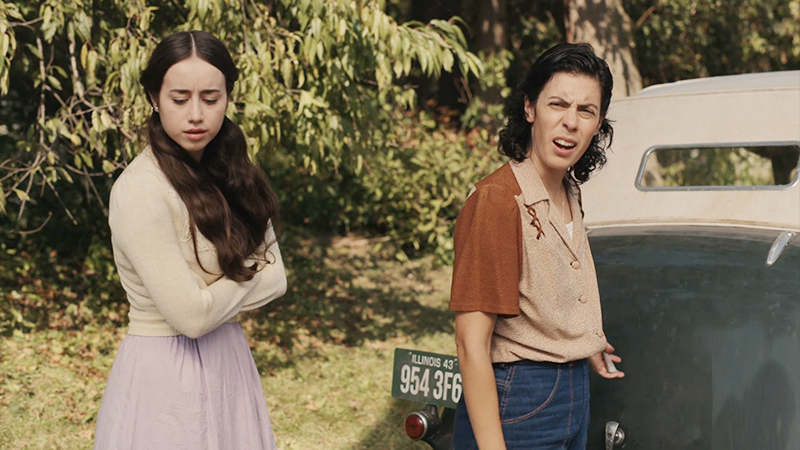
[578,296,587,303]
[571,260,581,270]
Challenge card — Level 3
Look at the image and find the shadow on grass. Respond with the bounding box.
[246,227,454,373]
[1,223,453,377]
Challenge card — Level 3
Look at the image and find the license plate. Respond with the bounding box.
[391,348,462,409]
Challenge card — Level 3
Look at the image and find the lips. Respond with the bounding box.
[184,129,207,141]
[553,137,577,156]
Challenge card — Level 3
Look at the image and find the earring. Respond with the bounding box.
[153,104,159,113]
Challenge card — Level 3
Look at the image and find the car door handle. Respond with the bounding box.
[766,231,796,266]
[605,421,625,450]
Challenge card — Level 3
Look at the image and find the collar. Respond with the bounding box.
[510,157,585,256]
[509,157,579,207]
[509,158,550,205]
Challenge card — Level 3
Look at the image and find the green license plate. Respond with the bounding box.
[391,348,462,409]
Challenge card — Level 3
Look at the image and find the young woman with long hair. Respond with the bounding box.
[93,31,286,450]
[450,43,625,450]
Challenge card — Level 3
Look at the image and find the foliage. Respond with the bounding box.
[0,227,126,335]
[273,109,503,263]
[503,0,566,88]
[0,108,502,336]
[0,0,500,337]
[624,0,800,85]
[459,48,514,129]
[0,0,482,234]
[654,147,776,187]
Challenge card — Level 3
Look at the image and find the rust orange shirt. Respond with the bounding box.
[449,158,607,363]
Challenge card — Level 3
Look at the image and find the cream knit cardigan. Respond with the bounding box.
[109,147,287,338]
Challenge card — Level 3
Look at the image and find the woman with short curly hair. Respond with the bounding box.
[450,43,624,450]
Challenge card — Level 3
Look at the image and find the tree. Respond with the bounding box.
[565,0,643,97]
[0,0,482,236]
[408,0,465,110]
[624,0,800,86]
[472,0,508,104]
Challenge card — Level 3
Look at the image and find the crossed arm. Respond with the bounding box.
[110,169,287,338]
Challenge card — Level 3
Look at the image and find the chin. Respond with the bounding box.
[545,158,575,173]
[179,141,207,153]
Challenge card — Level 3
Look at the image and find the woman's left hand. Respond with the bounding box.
[589,343,625,379]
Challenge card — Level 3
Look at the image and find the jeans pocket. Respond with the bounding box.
[496,363,561,424]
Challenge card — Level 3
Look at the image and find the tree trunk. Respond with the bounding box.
[410,0,463,110]
[474,0,508,105]
[565,0,642,98]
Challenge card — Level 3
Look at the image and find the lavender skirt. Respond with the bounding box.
[93,323,276,450]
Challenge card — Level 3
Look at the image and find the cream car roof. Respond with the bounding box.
[582,71,800,232]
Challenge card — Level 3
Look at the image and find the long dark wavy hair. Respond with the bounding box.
[498,43,614,184]
[140,30,279,282]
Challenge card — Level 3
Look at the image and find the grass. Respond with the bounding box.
[0,229,457,450]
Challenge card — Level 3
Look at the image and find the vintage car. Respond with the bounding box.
[392,70,800,449]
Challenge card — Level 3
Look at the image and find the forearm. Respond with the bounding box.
[454,310,506,450]
[237,266,287,312]
[458,344,506,450]
[238,234,287,312]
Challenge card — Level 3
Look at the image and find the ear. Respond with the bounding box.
[595,116,604,134]
[149,92,158,108]
[523,95,535,123]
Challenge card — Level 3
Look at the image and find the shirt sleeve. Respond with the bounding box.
[109,169,286,338]
[238,223,287,312]
[449,183,522,315]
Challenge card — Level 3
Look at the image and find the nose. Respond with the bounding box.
[562,107,578,131]
[188,99,203,123]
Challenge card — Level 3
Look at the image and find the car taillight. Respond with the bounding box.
[404,412,428,440]
[404,406,440,441]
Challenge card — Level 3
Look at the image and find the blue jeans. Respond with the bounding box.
[453,359,590,450]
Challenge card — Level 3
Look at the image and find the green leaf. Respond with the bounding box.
[102,160,116,174]
[99,111,113,129]
[0,34,9,60]
[395,250,409,262]
[281,58,292,86]
[442,50,454,73]
[46,75,62,90]
[25,43,42,60]
[13,189,29,202]
[80,151,94,169]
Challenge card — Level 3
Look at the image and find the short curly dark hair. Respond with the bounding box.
[498,43,614,184]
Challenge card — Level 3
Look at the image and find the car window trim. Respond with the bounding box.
[635,140,800,192]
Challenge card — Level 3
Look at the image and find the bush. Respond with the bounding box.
[0,0,481,224]
[268,105,505,264]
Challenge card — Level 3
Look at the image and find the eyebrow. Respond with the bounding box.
[548,96,598,110]
[169,89,222,95]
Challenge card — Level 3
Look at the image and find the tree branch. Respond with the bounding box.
[17,212,53,235]
[635,4,660,30]
[9,17,43,28]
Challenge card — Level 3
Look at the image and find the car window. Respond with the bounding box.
[637,143,800,190]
